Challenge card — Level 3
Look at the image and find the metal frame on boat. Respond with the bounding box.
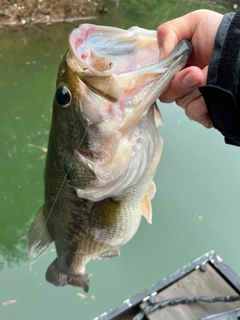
[96,251,240,320]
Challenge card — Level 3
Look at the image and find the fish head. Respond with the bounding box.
[51,24,192,200]
[55,24,192,126]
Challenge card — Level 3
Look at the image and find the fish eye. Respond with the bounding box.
[55,85,72,108]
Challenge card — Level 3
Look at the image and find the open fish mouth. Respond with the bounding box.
[66,24,192,104]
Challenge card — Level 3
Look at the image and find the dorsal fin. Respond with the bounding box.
[28,205,53,259]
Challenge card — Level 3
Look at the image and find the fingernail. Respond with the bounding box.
[183,72,201,88]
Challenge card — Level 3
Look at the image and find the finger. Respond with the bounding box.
[172,66,212,128]
[157,23,180,59]
[157,11,201,57]
[174,66,208,107]
[185,95,213,128]
[160,66,204,103]
[176,88,202,109]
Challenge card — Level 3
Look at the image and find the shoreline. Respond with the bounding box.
[0,0,103,29]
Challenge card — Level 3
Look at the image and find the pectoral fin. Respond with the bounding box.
[140,195,152,224]
[148,181,156,199]
[28,205,53,259]
[153,102,163,127]
[140,181,156,224]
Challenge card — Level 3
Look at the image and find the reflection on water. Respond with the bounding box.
[0,1,238,319]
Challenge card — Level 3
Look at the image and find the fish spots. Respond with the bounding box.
[90,57,113,72]
[68,211,88,237]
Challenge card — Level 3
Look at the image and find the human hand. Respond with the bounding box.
[158,10,223,128]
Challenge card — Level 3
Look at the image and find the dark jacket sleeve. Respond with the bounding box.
[199,11,240,146]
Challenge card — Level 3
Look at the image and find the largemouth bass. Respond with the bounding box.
[28,24,192,292]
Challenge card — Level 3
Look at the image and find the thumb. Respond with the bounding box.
[157,12,199,58]
[157,24,179,59]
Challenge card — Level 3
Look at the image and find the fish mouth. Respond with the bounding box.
[66,24,192,103]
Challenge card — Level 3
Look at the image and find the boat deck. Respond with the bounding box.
[96,251,240,320]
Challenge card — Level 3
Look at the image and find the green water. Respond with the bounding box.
[0,1,239,319]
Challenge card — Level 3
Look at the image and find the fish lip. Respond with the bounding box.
[119,40,192,78]
[169,40,192,64]
[66,50,121,103]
